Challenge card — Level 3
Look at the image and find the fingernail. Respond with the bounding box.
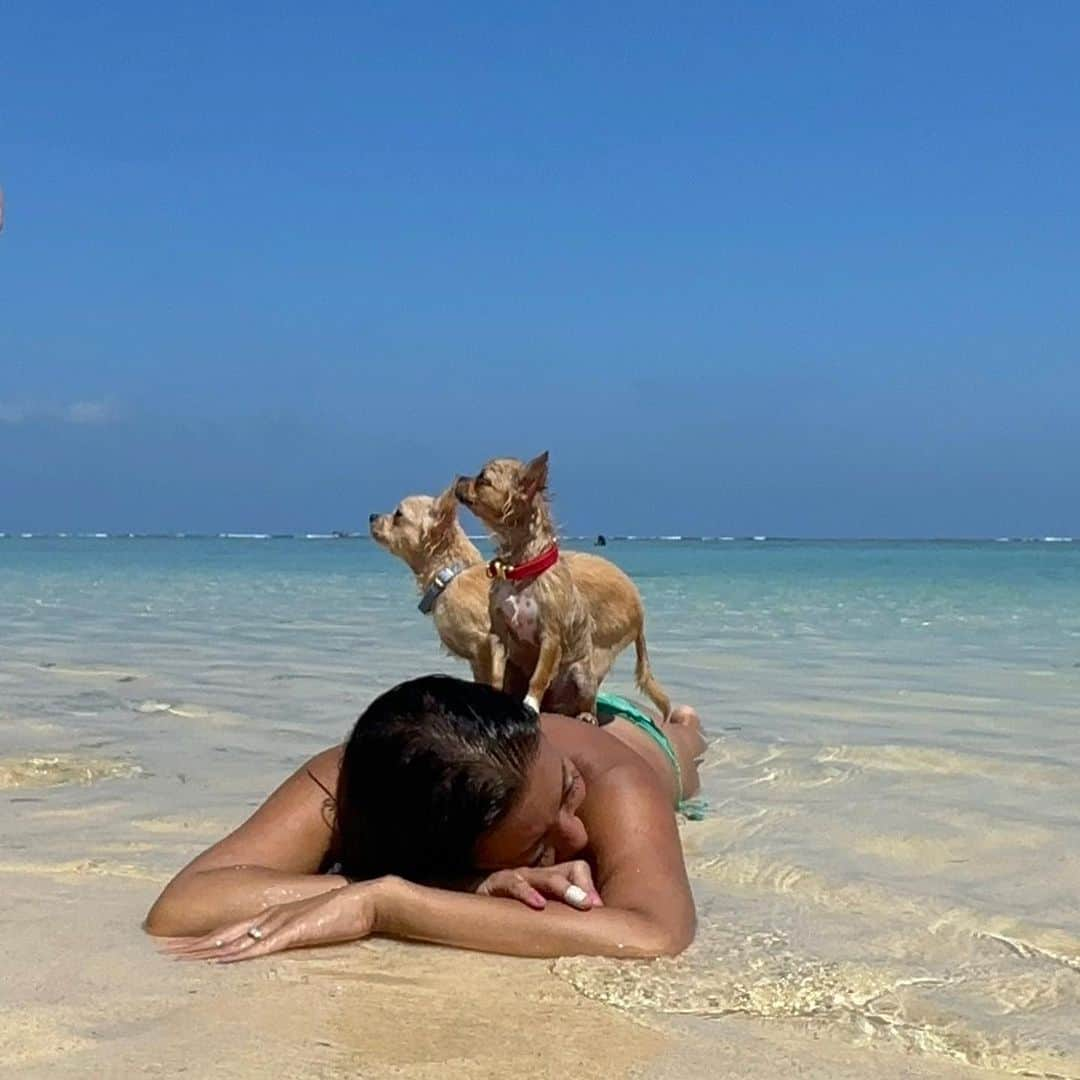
[564,884,589,908]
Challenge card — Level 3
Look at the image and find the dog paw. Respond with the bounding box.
[577,712,599,726]
[523,694,541,715]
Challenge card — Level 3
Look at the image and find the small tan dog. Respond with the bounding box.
[455,451,671,719]
[369,490,492,679]
[370,484,669,716]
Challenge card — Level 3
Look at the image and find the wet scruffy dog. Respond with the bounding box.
[369,487,666,710]
[454,451,671,720]
[369,489,492,680]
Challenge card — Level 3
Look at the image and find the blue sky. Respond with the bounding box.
[2,3,1077,537]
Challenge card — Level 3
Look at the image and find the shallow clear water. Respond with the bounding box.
[3,537,1079,1077]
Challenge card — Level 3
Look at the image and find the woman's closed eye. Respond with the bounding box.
[531,845,555,868]
[527,764,577,866]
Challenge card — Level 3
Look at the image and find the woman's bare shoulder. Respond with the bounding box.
[306,745,344,793]
[541,714,651,781]
[178,745,345,877]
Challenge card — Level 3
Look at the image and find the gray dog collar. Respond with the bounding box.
[418,564,466,614]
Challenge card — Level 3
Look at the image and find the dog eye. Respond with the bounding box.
[476,474,488,487]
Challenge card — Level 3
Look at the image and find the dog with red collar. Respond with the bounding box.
[455,451,664,721]
[456,451,594,717]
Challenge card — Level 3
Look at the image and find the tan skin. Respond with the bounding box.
[148,705,706,961]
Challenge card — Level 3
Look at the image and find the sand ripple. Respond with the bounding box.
[0,755,142,789]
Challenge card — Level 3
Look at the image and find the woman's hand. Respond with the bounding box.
[158,880,385,963]
[475,860,603,911]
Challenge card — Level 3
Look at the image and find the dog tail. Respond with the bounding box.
[634,629,671,720]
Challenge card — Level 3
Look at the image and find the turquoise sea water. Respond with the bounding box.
[3,537,1079,1076]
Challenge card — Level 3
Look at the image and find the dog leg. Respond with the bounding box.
[566,657,598,721]
[485,633,507,691]
[588,646,616,690]
[502,661,530,701]
[524,634,562,715]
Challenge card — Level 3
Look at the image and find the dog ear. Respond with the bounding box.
[522,451,550,497]
[431,486,458,531]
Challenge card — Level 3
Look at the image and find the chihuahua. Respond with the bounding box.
[455,451,671,719]
[369,490,492,680]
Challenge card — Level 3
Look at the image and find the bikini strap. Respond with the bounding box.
[306,767,336,803]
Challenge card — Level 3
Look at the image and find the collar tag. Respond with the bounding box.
[418,563,465,615]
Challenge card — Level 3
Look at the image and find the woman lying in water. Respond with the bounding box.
[146,675,706,960]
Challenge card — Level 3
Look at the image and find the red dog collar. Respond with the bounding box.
[487,544,559,582]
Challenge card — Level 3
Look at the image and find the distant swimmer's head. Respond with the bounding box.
[334,675,549,883]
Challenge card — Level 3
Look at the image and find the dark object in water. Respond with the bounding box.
[595,533,607,547]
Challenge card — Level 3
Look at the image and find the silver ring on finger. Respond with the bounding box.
[247,926,264,940]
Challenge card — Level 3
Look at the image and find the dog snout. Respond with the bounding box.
[369,512,379,524]
[453,476,472,503]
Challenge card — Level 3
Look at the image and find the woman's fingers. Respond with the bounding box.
[486,872,546,909]
[213,921,296,962]
[530,869,597,910]
[161,911,289,961]
[486,863,604,909]
[158,917,260,955]
[563,860,603,907]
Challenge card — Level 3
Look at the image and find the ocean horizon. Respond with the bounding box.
[1,532,1076,542]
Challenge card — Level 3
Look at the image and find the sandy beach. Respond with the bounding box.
[3,537,1078,1078]
[0,842,1022,1080]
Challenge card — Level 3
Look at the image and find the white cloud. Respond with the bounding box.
[0,399,121,425]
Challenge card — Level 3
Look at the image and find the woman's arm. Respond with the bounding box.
[380,754,695,957]
[164,754,695,960]
[144,747,344,936]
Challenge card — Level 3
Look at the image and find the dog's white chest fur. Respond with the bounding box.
[493,582,540,644]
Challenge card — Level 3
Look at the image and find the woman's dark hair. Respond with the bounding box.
[332,674,541,883]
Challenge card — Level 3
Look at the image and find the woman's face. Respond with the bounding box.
[473,734,588,870]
